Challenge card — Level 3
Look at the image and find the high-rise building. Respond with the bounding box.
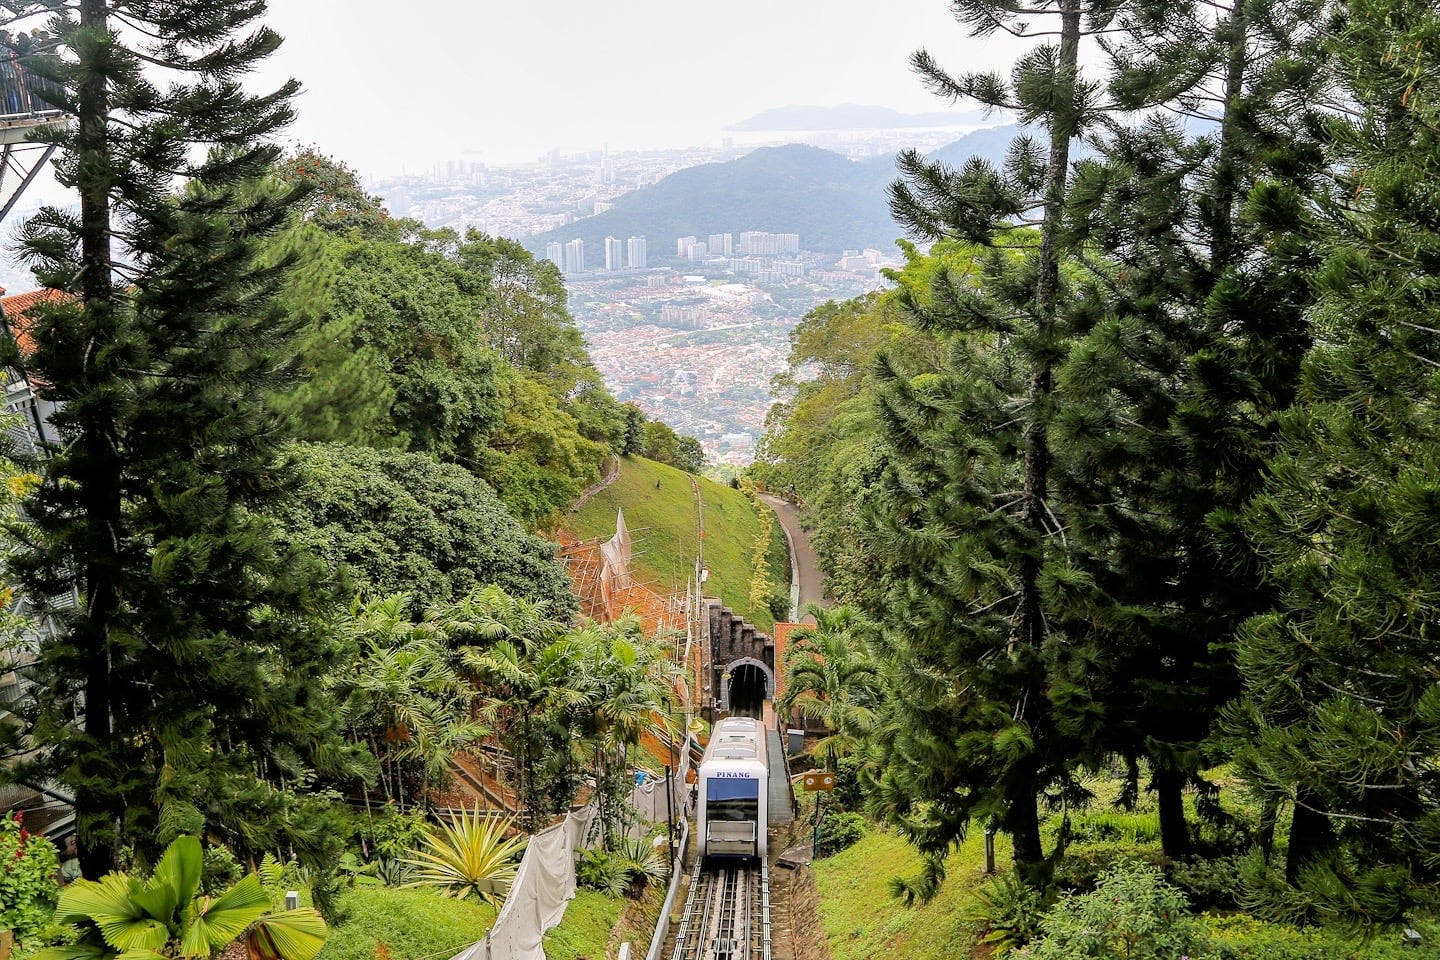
[628,236,648,269]
[708,233,733,256]
[677,236,697,258]
[545,242,564,268]
[605,236,624,271]
[565,238,585,275]
[690,241,708,262]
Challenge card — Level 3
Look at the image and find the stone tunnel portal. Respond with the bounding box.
[725,658,772,719]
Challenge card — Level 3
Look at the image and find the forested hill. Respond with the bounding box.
[528,125,1021,258]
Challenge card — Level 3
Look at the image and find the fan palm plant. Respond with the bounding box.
[32,836,326,960]
[402,809,527,906]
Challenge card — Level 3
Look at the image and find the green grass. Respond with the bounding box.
[812,816,1440,960]
[540,889,625,960]
[568,457,787,631]
[318,887,497,960]
[812,826,1006,960]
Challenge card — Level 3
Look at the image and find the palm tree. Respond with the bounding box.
[570,614,681,846]
[334,594,488,811]
[460,587,591,831]
[779,604,881,764]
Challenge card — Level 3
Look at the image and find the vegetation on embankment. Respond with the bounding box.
[316,888,498,960]
[812,825,996,960]
[567,456,790,631]
[810,815,1439,960]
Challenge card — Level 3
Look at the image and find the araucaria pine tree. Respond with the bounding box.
[0,1,359,878]
[866,0,1111,891]
[1047,0,1332,860]
[1227,0,1440,924]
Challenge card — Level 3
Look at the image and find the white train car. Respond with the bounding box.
[697,717,769,860]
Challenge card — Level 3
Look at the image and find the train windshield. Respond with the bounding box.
[708,776,759,822]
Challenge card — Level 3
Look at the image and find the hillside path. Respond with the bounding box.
[569,455,620,512]
[758,494,828,623]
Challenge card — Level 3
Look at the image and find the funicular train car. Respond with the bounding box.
[697,716,769,860]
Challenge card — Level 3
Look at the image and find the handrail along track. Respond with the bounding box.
[669,859,770,960]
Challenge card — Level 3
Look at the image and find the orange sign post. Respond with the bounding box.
[802,771,835,792]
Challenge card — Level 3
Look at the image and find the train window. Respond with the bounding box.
[708,777,759,822]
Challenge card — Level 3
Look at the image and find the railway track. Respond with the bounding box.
[669,859,771,960]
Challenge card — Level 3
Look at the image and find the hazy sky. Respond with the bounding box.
[255,0,1021,176]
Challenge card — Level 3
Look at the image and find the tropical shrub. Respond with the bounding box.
[0,812,60,948]
[402,810,526,905]
[1024,861,1210,960]
[32,835,326,960]
[575,840,667,899]
[816,812,867,856]
[963,869,1052,955]
[1050,843,1166,894]
[574,849,628,898]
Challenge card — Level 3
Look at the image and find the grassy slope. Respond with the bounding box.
[318,888,497,960]
[567,456,788,631]
[812,822,1439,960]
[541,890,625,960]
[812,827,1002,960]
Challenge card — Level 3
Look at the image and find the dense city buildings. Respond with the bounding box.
[359,140,912,463]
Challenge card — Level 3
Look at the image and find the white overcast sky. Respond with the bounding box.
[254,0,1023,176]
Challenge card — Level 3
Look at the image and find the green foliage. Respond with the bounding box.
[33,836,327,960]
[332,595,487,808]
[1023,862,1210,960]
[1203,914,1439,960]
[1065,811,1163,848]
[539,889,624,960]
[0,0,364,877]
[1171,856,1246,912]
[963,870,1051,956]
[271,216,616,524]
[779,605,881,763]
[314,888,495,960]
[0,812,60,947]
[200,845,244,898]
[576,840,667,899]
[1221,0,1440,924]
[277,443,576,615]
[401,810,526,906]
[1049,844,1167,895]
[355,807,430,866]
[816,813,869,856]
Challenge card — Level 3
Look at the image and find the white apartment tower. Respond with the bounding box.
[627,236,648,269]
[545,242,564,268]
[604,236,624,271]
[565,238,585,275]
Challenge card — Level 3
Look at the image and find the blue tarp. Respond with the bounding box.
[708,777,759,801]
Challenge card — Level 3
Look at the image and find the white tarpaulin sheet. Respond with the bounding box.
[447,758,680,960]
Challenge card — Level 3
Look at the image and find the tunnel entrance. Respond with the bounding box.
[725,660,772,719]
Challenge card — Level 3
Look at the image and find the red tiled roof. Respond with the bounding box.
[0,288,68,357]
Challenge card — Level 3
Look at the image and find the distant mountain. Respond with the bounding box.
[726,104,986,131]
[528,125,1024,260]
